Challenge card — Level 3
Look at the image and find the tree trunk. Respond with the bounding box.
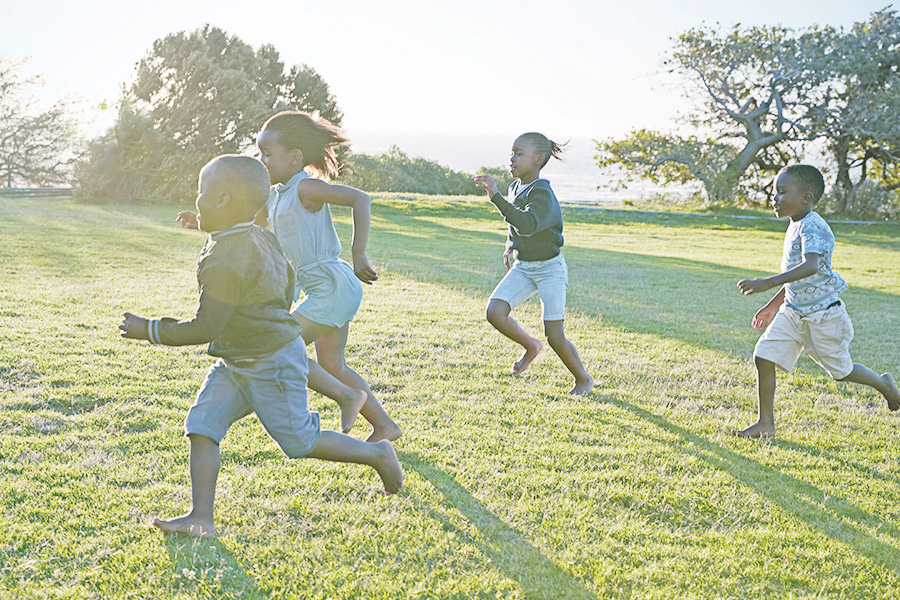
[832,136,853,213]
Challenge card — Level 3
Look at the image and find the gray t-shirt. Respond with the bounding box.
[782,211,848,315]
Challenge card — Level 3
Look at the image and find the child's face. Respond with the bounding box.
[195,164,226,232]
[772,172,813,221]
[509,136,544,182]
[257,129,300,184]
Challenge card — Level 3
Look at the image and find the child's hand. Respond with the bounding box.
[752,305,778,330]
[737,277,772,295]
[474,175,499,197]
[352,253,379,285]
[119,312,149,339]
[176,211,199,229]
[503,250,512,270]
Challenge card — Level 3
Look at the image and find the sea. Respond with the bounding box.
[346,131,681,203]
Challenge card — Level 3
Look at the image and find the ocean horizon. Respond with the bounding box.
[346,130,685,203]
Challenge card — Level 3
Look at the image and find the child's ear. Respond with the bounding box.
[292,148,304,166]
[215,190,231,209]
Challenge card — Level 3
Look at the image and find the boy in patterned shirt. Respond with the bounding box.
[734,165,899,438]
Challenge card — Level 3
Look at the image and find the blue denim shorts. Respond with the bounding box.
[185,337,321,458]
[489,253,569,321]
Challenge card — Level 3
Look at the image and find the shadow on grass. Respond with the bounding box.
[370,210,900,360]
[400,451,598,600]
[163,533,267,598]
[606,397,900,574]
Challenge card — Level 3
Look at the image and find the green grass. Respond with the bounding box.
[1,194,899,599]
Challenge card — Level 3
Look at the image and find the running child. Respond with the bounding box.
[178,112,400,443]
[122,155,402,538]
[475,132,594,395]
[735,164,899,438]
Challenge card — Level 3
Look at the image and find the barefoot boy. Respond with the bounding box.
[735,164,899,438]
[120,155,402,538]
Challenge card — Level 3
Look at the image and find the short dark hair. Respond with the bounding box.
[779,164,825,203]
[206,155,271,214]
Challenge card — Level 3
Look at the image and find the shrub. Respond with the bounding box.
[337,146,512,196]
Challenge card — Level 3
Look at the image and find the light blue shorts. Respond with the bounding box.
[294,259,364,329]
[489,253,569,321]
[185,337,321,458]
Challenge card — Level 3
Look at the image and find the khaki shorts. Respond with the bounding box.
[754,302,854,379]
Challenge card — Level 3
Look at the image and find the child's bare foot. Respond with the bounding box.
[569,376,594,395]
[152,514,216,538]
[366,421,403,443]
[512,340,543,374]
[371,440,404,495]
[731,422,775,438]
[338,389,367,434]
[883,373,900,411]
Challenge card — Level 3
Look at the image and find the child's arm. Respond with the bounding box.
[119,273,239,345]
[176,212,199,229]
[737,253,821,295]
[474,176,514,269]
[751,287,785,330]
[298,179,378,284]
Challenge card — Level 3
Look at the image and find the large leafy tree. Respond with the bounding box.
[596,22,845,205]
[75,26,342,202]
[0,58,79,187]
[822,9,900,217]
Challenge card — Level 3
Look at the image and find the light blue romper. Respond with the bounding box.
[267,171,364,328]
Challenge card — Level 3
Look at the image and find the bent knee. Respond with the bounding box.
[485,301,509,325]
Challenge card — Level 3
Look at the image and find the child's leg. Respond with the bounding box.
[485,299,543,374]
[305,431,403,494]
[543,319,593,395]
[311,321,402,443]
[306,358,367,434]
[735,356,777,438]
[838,366,900,411]
[153,434,219,538]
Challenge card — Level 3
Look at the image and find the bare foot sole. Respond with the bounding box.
[371,440,404,495]
[883,373,900,412]
[569,377,595,395]
[366,422,403,443]
[731,423,775,438]
[338,389,368,434]
[152,515,216,539]
[512,341,543,375]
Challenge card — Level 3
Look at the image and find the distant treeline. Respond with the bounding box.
[338,146,512,196]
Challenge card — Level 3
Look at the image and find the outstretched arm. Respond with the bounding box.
[737,253,821,295]
[298,179,378,284]
[120,273,237,345]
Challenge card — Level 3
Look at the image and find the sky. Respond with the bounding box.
[1,0,892,144]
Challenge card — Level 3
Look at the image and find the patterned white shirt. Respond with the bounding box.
[782,211,848,315]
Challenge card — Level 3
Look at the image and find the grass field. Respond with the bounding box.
[1,194,899,599]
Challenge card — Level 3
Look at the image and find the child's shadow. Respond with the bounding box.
[400,451,599,600]
[163,533,267,598]
[606,397,900,574]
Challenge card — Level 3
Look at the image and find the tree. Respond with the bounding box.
[821,9,900,217]
[0,58,79,187]
[75,26,342,202]
[597,23,842,205]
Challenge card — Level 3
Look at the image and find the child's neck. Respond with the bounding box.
[519,171,540,185]
[790,206,814,222]
[277,167,306,185]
